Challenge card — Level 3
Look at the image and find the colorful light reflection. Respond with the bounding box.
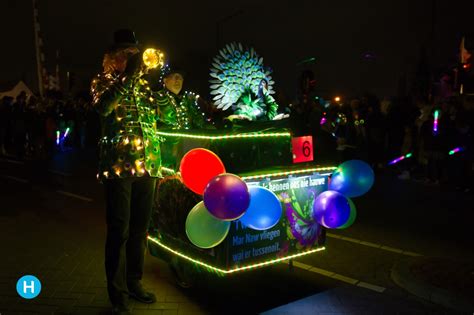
[62,128,70,140]
[448,147,464,155]
[433,110,439,134]
[388,152,412,165]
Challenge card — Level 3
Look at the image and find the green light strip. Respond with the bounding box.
[156,131,291,140]
[147,236,325,274]
[240,166,337,180]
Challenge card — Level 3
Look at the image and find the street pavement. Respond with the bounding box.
[0,148,472,314]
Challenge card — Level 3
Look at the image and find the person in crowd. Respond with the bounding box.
[419,102,451,185]
[12,92,27,159]
[0,96,13,155]
[366,99,385,169]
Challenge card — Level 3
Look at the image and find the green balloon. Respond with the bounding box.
[185,201,231,249]
[337,198,357,229]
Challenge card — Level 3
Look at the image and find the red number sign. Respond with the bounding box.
[292,136,313,163]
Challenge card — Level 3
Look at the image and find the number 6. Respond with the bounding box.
[302,141,311,157]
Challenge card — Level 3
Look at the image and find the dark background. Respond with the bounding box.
[1,0,473,100]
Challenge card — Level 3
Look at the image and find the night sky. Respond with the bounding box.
[1,0,473,101]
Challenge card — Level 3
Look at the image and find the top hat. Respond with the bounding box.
[108,29,138,52]
[160,64,186,80]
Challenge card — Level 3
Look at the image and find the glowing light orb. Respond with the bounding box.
[143,48,165,69]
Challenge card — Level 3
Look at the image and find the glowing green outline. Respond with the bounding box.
[147,236,325,274]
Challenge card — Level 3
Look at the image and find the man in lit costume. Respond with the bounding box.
[152,65,208,171]
[91,29,160,314]
[155,64,207,129]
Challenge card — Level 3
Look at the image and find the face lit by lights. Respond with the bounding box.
[164,73,184,95]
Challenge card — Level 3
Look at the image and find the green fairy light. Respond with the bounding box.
[240,166,337,181]
[156,131,291,140]
[147,235,325,274]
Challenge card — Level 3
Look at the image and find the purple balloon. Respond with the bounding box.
[312,191,351,229]
[203,173,250,221]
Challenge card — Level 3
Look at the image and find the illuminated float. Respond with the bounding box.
[146,43,373,287]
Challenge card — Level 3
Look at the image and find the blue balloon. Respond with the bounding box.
[312,190,351,229]
[329,160,374,198]
[239,186,282,230]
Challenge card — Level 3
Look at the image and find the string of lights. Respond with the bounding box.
[147,236,325,274]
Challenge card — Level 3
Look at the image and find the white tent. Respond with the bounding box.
[0,81,33,100]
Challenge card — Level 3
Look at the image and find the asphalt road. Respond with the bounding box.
[1,149,470,314]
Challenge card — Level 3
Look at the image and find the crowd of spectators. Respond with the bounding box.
[289,89,473,193]
[0,91,100,161]
[1,81,472,193]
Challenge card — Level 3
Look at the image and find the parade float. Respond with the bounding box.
[146,43,374,287]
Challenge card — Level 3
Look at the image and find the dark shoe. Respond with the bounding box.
[128,282,156,304]
[111,303,131,315]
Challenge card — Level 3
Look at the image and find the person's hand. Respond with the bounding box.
[273,113,290,120]
[123,52,143,78]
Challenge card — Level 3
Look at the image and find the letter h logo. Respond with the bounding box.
[16,275,41,299]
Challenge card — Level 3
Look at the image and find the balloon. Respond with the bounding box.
[185,201,231,248]
[329,160,374,198]
[312,190,351,229]
[203,173,250,221]
[179,148,225,195]
[337,198,357,229]
[239,186,282,230]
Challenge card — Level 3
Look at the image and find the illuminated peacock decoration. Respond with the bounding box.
[209,42,278,121]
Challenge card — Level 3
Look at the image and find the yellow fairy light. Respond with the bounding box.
[123,137,130,145]
[147,236,325,274]
[134,138,142,146]
[142,48,165,69]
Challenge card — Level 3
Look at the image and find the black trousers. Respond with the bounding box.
[104,176,157,305]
